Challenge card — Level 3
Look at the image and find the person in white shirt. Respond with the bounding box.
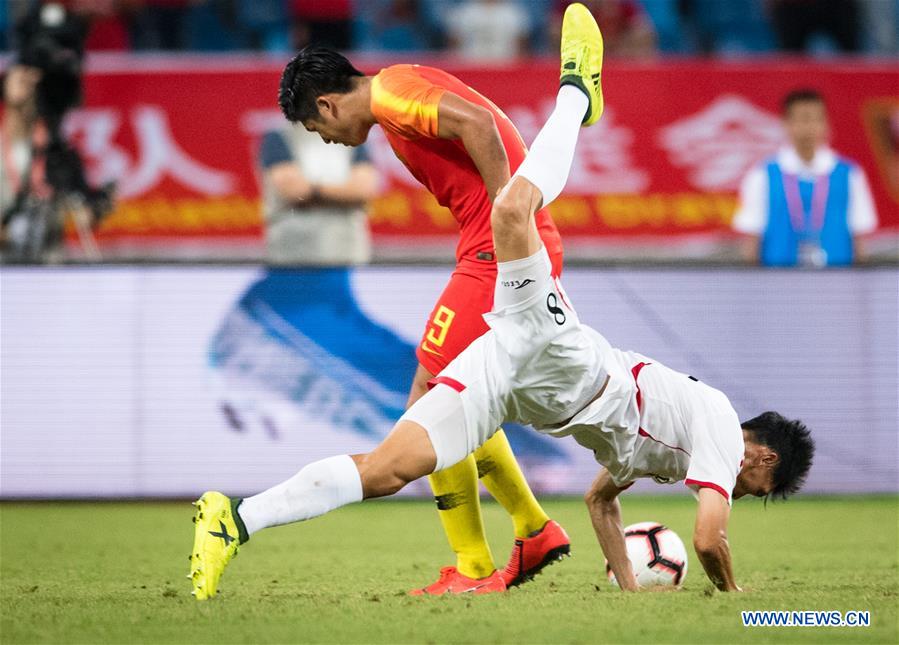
[259,126,378,265]
[190,14,815,597]
[445,0,531,61]
[732,89,878,267]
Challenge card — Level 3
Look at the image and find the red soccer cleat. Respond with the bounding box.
[409,566,507,596]
[501,520,571,587]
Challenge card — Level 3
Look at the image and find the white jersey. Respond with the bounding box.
[402,248,745,503]
[545,332,744,504]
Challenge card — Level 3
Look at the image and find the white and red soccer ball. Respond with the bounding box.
[606,522,688,588]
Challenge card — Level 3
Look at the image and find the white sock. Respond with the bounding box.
[513,84,588,208]
[237,454,363,537]
[494,246,552,311]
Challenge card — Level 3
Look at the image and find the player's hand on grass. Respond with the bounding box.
[617,575,640,592]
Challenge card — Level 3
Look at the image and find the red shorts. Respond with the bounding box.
[416,250,564,375]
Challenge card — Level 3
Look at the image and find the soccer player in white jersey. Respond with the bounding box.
[189,4,814,598]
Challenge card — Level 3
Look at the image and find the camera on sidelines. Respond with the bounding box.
[2,2,114,262]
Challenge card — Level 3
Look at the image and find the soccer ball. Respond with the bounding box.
[605,522,688,588]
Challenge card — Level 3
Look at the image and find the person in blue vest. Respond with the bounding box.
[733,89,878,267]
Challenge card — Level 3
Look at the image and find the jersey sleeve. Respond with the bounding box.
[684,413,744,506]
[371,66,446,139]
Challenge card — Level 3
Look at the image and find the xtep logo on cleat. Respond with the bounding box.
[513,279,535,290]
[208,521,235,546]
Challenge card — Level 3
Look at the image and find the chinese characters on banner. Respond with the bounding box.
[61,58,898,257]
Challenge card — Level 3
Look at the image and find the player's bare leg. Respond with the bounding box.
[352,421,438,498]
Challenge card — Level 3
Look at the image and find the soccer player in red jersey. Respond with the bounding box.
[271,50,572,593]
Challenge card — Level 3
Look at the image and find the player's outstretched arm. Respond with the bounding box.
[585,470,639,592]
[437,92,511,204]
[693,488,742,592]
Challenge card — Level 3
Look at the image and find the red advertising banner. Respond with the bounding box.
[45,56,899,257]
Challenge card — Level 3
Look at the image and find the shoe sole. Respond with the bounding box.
[506,543,572,588]
[189,496,209,599]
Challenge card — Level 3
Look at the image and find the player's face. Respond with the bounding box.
[302,107,369,147]
[733,462,775,499]
[785,101,829,152]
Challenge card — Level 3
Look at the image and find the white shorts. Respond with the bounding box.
[401,248,610,471]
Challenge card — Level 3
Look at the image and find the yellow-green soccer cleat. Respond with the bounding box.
[188,491,248,600]
[560,2,605,126]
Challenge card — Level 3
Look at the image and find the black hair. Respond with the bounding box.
[782,88,825,115]
[741,411,815,500]
[279,46,364,124]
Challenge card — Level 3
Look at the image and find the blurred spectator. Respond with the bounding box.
[1,63,65,261]
[131,0,190,50]
[640,0,689,53]
[445,0,531,61]
[291,0,352,50]
[358,0,437,52]
[732,89,878,267]
[686,0,775,55]
[859,0,899,54]
[0,0,8,51]
[184,1,250,51]
[238,0,290,52]
[65,0,134,51]
[258,125,378,265]
[1,64,45,222]
[768,0,861,53]
[549,0,656,58]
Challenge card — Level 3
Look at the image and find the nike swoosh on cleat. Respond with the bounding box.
[460,582,495,593]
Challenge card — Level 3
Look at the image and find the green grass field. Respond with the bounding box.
[1,495,897,644]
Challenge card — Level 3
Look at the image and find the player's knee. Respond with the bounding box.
[358,464,407,498]
[491,192,528,244]
[374,474,408,497]
[356,453,416,498]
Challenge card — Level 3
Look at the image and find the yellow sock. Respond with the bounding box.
[427,455,496,580]
[476,430,550,538]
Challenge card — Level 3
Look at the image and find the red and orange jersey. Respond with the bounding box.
[370,64,562,264]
